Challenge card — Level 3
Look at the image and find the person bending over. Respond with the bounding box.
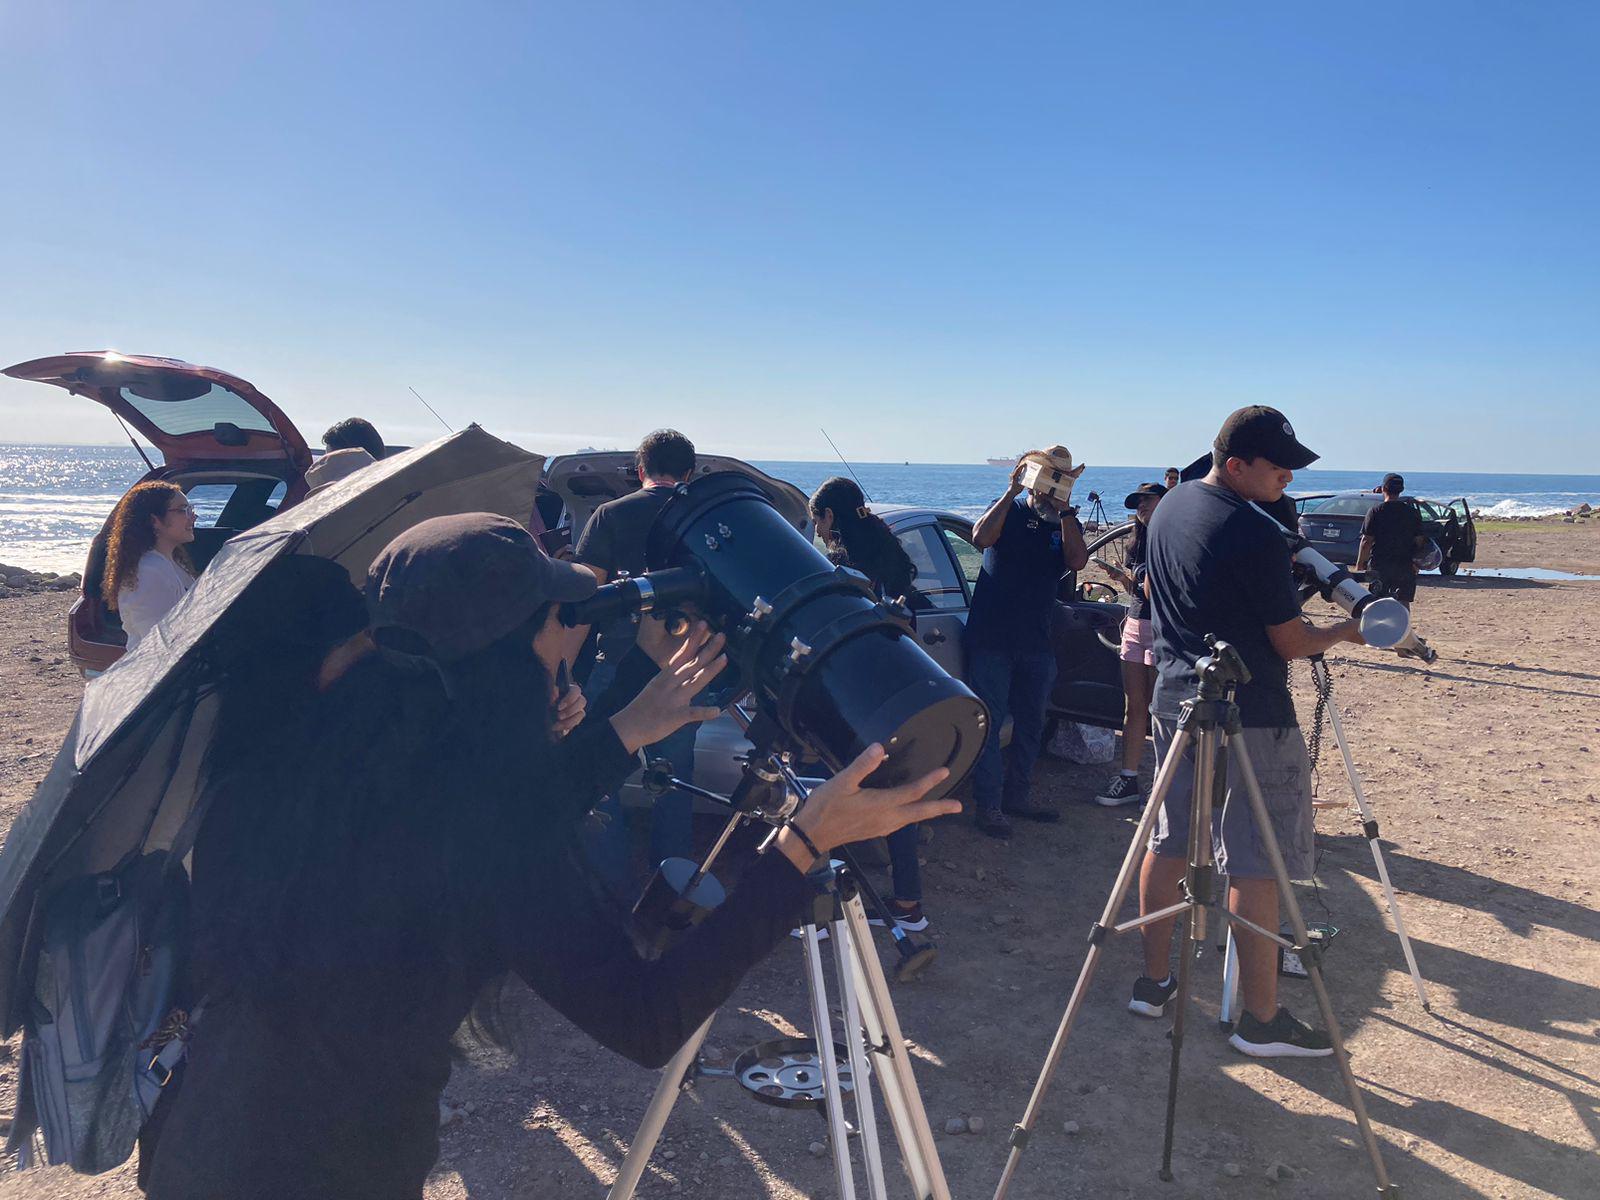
[1354,473,1424,608]
[141,513,954,1200]
[1129,407,1362,1058]
[102,482,196,652]
[964,449,1089,838]
[1096,482,1166,807]
[810,476,929,931]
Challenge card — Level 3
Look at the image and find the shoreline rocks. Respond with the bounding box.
[0,564,81,599]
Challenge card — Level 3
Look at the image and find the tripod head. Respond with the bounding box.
[1195,635,1251,696]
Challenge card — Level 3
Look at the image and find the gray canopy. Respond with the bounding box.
[0,425,544,1030]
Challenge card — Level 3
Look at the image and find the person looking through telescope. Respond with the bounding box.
[139,514,956,1200]
[1128,407,1364,1057]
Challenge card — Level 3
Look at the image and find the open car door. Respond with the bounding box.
[1443,498,1476,573]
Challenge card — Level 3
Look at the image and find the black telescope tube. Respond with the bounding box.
[558,565,707,628]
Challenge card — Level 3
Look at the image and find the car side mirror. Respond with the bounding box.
[1079,580,1117,603]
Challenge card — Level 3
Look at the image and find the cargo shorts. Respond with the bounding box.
[1147,717,1316,881]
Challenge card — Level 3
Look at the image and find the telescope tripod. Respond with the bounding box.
[609,859,950,1200]
[1219,654,1429,1023]
[992,639,1401,1200]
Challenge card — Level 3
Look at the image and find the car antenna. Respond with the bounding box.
[113,414,156,472]
[820,427,873,502]
[408,386,454,433]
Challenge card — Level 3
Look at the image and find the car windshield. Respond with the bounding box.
[1305,493,1381,516]
[117,380,276,437]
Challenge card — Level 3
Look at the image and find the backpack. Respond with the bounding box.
[6,845,202,1172]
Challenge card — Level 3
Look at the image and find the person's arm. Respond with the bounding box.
[972,467,1024,549]
[505,744,956,1068]
[572,508,614,582]
[116,561,186,644]
[1059,512,1089,572]
[1354,535,1374,572]
[1267,615,1363,660]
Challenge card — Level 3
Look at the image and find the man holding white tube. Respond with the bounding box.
[1127,406,1363,1057]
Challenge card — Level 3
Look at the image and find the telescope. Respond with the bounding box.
[1251,503,1436,663]
[561,472,988,798]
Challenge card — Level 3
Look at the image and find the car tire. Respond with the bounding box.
[1439,557,1460,577]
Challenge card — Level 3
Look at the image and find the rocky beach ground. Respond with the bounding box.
[0,520,1597,1199]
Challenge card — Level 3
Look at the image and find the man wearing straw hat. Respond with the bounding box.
[964,446,1090,837]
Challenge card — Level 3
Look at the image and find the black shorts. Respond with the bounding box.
[1371,562,1418,605]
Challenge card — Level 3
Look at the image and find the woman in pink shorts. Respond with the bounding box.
[1096,482,1166,806]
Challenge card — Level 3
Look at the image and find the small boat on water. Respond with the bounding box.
[986,455,1018,468]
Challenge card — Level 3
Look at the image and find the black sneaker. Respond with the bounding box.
[1096,773,1142,808]
[1001,795,1061,822]
[975,809,1013,839]
[868,902,930,933]
[1127,975,1177,1018]
[1229,1007,1334,1058]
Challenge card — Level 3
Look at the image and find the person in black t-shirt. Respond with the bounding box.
[964,454,1090,838]
[1127,407,1365,1059]
[1095,482,1166,807]
[574,429,701,881]
[1355,473,1424,607]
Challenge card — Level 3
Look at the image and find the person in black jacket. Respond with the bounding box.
[809,477,930,931]
[142,514,955,1200]
[1355,473,1425,607]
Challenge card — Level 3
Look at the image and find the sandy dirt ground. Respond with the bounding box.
[0,523,1597,1199]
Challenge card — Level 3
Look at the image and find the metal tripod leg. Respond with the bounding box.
[802,921,861,1200]
[839,892,952,1200]
[1229,735,1402,1197]
[991,727,1194,1200]
[1322,689,1431,1011]
[829,910,891,1200]
[608,1014,715,1200]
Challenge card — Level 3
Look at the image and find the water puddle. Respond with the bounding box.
[1459,567,1600,581]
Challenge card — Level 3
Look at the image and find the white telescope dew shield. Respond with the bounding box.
[1249,503,1433,659]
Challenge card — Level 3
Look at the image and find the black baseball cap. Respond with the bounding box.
[1381,472,1405,492]
[1213,406,1320,471]
[1123,482,1168,509]
[366,513,597,663]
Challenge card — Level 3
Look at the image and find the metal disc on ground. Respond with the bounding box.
[732,1037,855,1109]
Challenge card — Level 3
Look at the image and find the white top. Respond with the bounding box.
[117,550,195,651]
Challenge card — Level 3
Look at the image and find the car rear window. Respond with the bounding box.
[118,380,277,437]
[1306,494,1382,516]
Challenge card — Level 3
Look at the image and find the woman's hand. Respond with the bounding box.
[776,744,957,874]
[609,621,727,752]
[552,684,586,739]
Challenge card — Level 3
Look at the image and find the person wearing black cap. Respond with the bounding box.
[1126,407,1364,1059]
[1095,482,1166,807]
[1355,473,1424,607]
[142,513,957,1200]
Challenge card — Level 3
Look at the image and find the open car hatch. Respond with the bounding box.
[542,451,812,540]
[3,352,311,472]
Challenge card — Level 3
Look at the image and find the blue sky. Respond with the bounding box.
[2,3,1595,471]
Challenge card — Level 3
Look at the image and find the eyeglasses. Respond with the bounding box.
[165,504,196,517]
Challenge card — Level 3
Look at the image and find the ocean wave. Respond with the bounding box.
[1474,499,1585,518]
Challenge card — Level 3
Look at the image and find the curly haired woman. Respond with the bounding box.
[101,481,196,651]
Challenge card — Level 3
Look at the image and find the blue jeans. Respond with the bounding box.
[967,646,1057,814]
[886,824,922,903]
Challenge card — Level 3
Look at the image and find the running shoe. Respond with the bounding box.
[1229,1007,1334,1058]
[975,809,1013,839]
[1127,974,1178,1018]
[868,902,930,933]
[1096,773,1143,807]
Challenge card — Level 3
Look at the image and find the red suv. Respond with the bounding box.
[3,352,314,675]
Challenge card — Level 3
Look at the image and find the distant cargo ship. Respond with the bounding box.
[986,455,1019,468]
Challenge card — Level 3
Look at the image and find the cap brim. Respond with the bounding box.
[540,556,600,603]
[1279,444,1320,470]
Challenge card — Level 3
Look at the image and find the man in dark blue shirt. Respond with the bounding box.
[1129,407,1363,1059]
[964,456,1089,837]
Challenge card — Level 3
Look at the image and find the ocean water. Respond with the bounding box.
[3,443,1598,576]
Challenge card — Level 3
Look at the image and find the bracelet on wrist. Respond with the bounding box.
[785,821,823,863]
